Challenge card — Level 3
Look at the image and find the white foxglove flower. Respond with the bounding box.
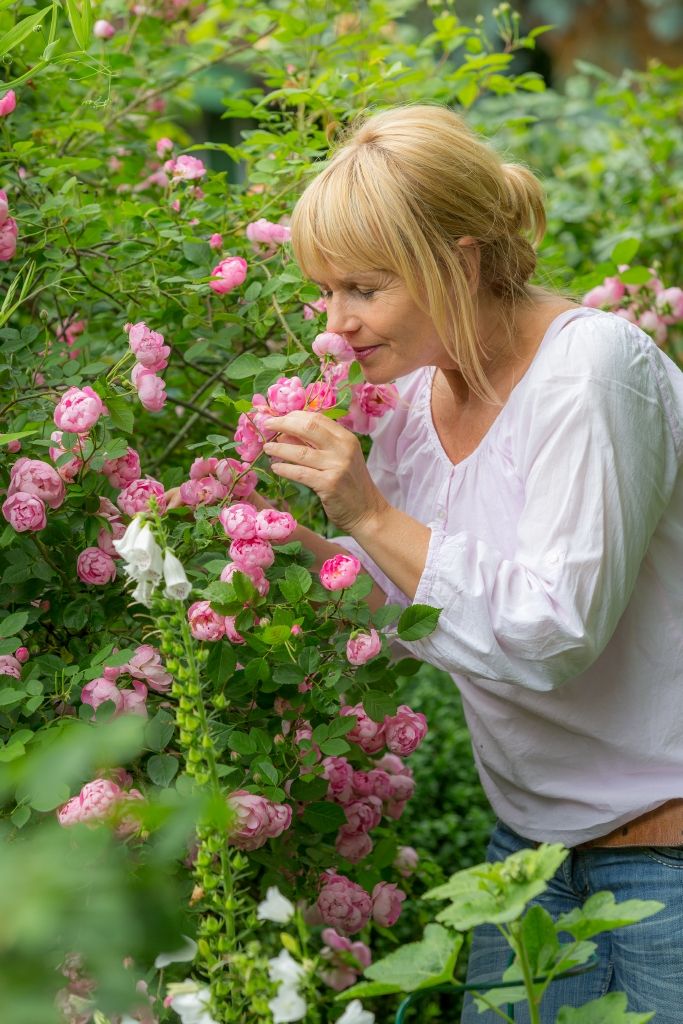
[267,948,306,987]
[257,886,295,924]
[163,550,192,600]
[126,522,161,578]
[268,985,307,1023]
[337,1001,376,1024]
[113,515,143,560]
[167,983,219,1024]
[131,576,156,608]
[154,934,197,969]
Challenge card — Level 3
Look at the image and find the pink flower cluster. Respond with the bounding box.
[126,321,169,412]
[116,477,167,516]
[246,218,291,251]
[0,188,18,261]
[339,381,400,435]
[317,872,405,935]
[226,789,292,850]
[79,644,172,719]
[178,455,257,508]
[2,457,67,533]
[57,777,143,829]
[94,495,127,558]
[77,547,117,586]
[0,655,22,679]
[320,750,416,864]
[49,430,86,482]
[163,154,206,182]
[341,703,428,758]
[319,928,371,991]
[584,269,683,347]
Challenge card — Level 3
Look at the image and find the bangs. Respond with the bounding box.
[290,150,410,282]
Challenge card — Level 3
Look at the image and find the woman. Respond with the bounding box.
[259,105,683,1021]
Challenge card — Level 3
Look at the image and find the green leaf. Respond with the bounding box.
[319,738,350,756]
[556,891,664,941]
[105,394,135,434]
[260,624,291,646]
[301,801,346,833]
[145,710,175,752]
[104,648,136,667]
[364,924,463,993]
[0,686,26,707]
[252,756,278,785]
[227,731,257,756]
[288,776,327,801]
[0,611,29,638]
[425,844,569,930]
[226,352,263,380]
[147,753,179,788]
[0,6,52,59]
[64,0,92,50]
[397,604,441,642]
[206,642,238,686]
[556,992,654,1024]
[363,690,399,723]
[336,980,405,1000]
[618,265,652,285]
[372,603,403,629]
[610,238,640,265]
[0,428,39,445]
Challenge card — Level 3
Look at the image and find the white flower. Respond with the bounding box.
[336,1000,376,1024]
[167,982,219,1024]
[257,886,295,924]
[163,550,192,600]
[113,515,143,560]
[267,948,305,987]
[131,575,156,608]
[154,934,198,969]
[267,985,307,1023]
[126,522,162,578]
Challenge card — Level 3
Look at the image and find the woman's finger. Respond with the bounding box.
[263,440,329,468]
[264,410,345,446]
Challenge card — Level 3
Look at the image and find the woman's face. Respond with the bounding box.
[312,264,456,385]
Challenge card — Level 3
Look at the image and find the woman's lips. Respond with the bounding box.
[352,345,380,362]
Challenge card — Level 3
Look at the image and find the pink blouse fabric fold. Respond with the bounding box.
[337,309,683,845]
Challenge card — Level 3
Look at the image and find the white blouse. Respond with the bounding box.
[338,308,683,845]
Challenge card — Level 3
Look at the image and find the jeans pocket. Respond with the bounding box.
[645,846,683,866]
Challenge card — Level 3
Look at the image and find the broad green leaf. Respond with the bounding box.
[301,801,346,833]
[397,604,441,642]
[105,394,135,434]
[336,981,405,1000]
[226,352,263,380]
[319,738,350,756]
[147,753,179,787]
[0,687,26,706]
[556,992,654,1023]
[556,891,664,941]
[145,710,175,752]
[227,731,257,756]
[610,238,640,265]
[0,611,29,638]
[0,6,52,59]
[364,924,463,993]
[206,642,238,686]
[618,266,652,285]
[0,429,39,445]
[363,690,399,723]
[372,603,403,629]
[425,845,568,929]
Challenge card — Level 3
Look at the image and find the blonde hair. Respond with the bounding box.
[290,104,546,401]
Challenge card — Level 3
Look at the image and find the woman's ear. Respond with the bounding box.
[457,236,480,295]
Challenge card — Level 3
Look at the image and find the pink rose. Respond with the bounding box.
[220,502,258,540]
[125,644,172,692]
[387,773,415,802]
[246,218,291,246]
[165,154,206,181]
[97,520,126,558]
[254,508,296,543]
[264,799,292,838]
[57,778,123,826]
[346,628,381,666]
[335,827,373,865]
[638,309,668,346]
[227,791,291,850]
[340,703,386,755]
[215,457,258,498]
[338,391,376,435]
[583,276,626,308]
[371,881,406,926]
[120,685,148,716]
[0,90,16,117]
[49,430,85,482]
[312,331,354,362]
[9,458,65,509]
[0,189,8,225]
[189,456,218,479]
[14,647,29,664]
[305,380,336,410]
[267,375,306,414]
[0,216,17,261]
[317,873,372,935]
[179,476,226,507]
[234,412,264,461]
[373,752,408,775]
[0,655,22,679]
[101,448,141,489]
[356,382,399,418]
[77,547,117,585]
[127,321,170,371]
[224,615,245,645]
[229,536,275,571]
[220,561,269,597]
[303,297,326,319]
[209,256,248,295]
[54,386,104,432]
[134,368,167,412]
[394,845,419,878]
[319,554,361,591]
[55,316,86,348]
[117,477,167,515]
[81,677,124,713]
[322,756,354,804]
[656,286,683,324]
[156,137,174,158]
[209,232,223,249]
[6,439,20,453]
[2,491,47,532]
[384,705,428,756]
[342,796,382,834]
[187,600,226,641]
[367,769,393,801]
[320,929,371,991]
[93,18,116,37]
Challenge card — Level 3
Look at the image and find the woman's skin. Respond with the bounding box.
[262,259,577,603]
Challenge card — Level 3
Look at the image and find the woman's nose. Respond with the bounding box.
[325,295,361,337]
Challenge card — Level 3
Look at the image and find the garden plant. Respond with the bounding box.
[1,0,682,1022]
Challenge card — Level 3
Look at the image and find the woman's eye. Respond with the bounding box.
[357,289,375,299]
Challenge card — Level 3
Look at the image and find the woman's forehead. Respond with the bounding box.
[308,262,391,286]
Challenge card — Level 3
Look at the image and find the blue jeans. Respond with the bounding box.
[461,821,683,1023]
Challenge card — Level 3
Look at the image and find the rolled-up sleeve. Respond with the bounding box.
[405,365,680,691]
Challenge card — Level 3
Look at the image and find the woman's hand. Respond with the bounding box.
[263,411,389,535]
